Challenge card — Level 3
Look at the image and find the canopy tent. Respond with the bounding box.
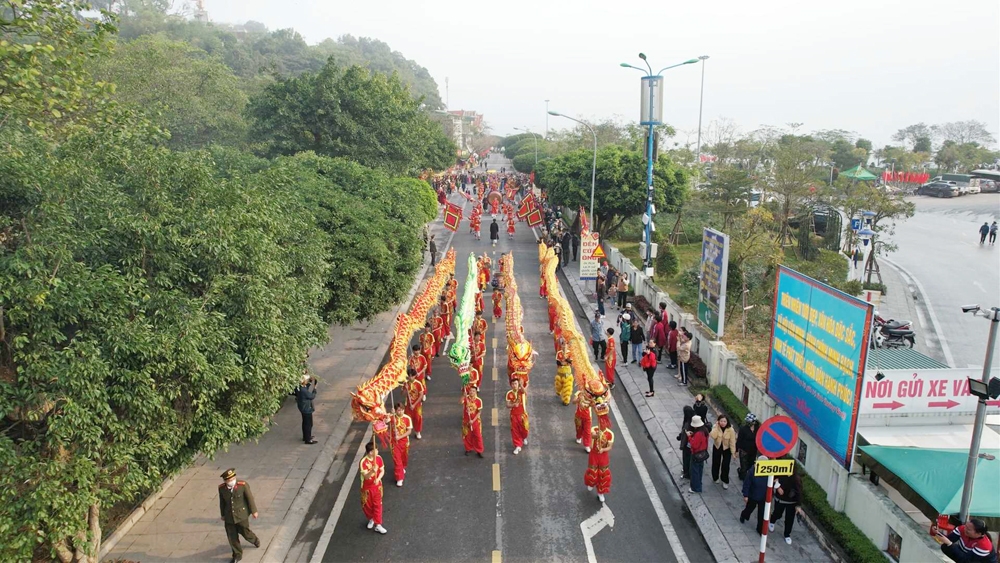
[859,446,1000,528]
[840,165,879,181]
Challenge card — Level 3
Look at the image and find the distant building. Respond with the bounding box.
[447,110,484,154]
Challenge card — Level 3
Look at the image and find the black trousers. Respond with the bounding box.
[678,361,689,384]
[682,448,692,478]
[737,450,754,480]
[770,502,797,538]
[431,252,438,266]
[301,412,313,442]
[669,351,678,368]
[711,446,732,484]
[644,367,655,392]
[592,340,607,360]
[617,292,628,308]
[224,520,259,558]
[740,499,766,534]
[621,341,629,363]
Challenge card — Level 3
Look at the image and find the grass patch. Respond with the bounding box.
[708,385,888,563]
[610,240,701,299]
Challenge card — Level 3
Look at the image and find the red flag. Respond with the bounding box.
[517,194,536,218]
[526,208,543,227]
[579,206,590,233]
[443,203,463,232]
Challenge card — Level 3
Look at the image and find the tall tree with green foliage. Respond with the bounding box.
[537,145,689,240]
[703,165,752,230]
[247,60,454,174]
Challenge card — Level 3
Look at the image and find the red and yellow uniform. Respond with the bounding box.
[431,314,445,357]
[477,265,490,291]
[507,217,516,236]
[476,291,484,315]
[539,274,547,298]
[471,338,486,376]
[462,392,485,454]
[391,412,413,483]
[420,329,436,374]
[442,293,455,337]
[360,453,385,525]
[584,404,614,498]
[468,365,482,388]
[574,391,593,449]
[555,344,573,405]
[473,316,488,338]
[409,352,428,383]
[604,336,617,386]
[405,377,426,435]
[548,301,557,334]
[506,387,529,449]
[492,291,503,320]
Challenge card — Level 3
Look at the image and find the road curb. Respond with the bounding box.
[555,268,739,563]
[98,475,177,558]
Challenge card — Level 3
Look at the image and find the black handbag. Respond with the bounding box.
[693,449,710,462]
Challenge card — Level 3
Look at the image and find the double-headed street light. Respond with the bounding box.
[958,305,1000,522]
[620,54,699,275]
[548,111,597,229]
[512,126,539,167]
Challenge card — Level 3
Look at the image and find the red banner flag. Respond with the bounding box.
[526,208,543,227]
[443,203,463,232]
[579,206,590,233]
[517,194,536,218]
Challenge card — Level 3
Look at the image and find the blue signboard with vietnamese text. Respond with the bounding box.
[766,266,873,469]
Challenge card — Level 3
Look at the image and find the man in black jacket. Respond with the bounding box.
[736,413,759,480]
[296,375,318,444]
[489,219,500,247]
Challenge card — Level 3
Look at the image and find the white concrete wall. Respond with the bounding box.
[605,241,950,563]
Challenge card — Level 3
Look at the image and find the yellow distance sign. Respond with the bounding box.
[754,459,795,477]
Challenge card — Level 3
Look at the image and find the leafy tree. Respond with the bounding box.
[830,138,863,171]
[724,206,783,325]
[655,243,679,278]
[537,145,688,240]
[0,123,331,562]
[892,123,933,150]
[91,35,249,149]
[796,221,818,261]
[247,60,454,175]
[854,185,914,284]
[913,136,932,153]
[933,120,996,146]
[767,136,823,245]
[703,165,752,230]
[934,140,999,172]
[0,0,117,133]
[854,138,872,152]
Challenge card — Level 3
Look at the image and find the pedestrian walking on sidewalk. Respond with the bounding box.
[295,375,318,444]
[640,341,658,397]
[218,468,260,563]
[618,311,632,362]
[629,318,645,364]
[596,278,606,317]
[740,456,771,535]
[677,328,692,386]
[429,235,438,266]
[591,312,607,360]
[359,442,387,534]
[687,415,709,493]
[652,314,667,361]
[736,414,760,480]
[616,273,629,309]
[677,406,695,478]
[667,321,678,369]
[991,221,998,245]
[710,415,737,489]
[980,222,991,244]
[770,467,804,545]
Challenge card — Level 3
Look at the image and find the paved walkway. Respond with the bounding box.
[103,195,463,562]
[557,259,836,563]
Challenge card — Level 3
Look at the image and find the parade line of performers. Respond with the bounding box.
[350,165,617,535]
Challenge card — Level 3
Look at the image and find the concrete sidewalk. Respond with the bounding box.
[556,260,836,563]
[102,196,464,563]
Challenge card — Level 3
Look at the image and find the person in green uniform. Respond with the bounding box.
[218,468,259,563]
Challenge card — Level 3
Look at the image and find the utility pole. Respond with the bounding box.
[545,100,550,138]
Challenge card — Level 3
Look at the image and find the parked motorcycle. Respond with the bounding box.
[871,312,916,349]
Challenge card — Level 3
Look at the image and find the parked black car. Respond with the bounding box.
[916,181,958,198]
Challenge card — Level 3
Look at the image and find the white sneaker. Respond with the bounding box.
[416,432,422,439]
[784,537,792,545]
[768,523,774,532]
[374,524,387,534]
[396,480,403,487]
[587,486,594,492]
[523,438,528,445]
[513,447,521,455]
[367,519,374,529]
[585,446,591,453]
[723,483,729,490]
[598,493,606,502]
[575,438,582,444]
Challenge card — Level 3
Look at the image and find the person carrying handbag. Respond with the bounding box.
[709,415,737,489]
[639,341,658,397]
[687,415,709,493]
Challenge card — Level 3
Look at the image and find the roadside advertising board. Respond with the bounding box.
[766,266,873,469]
[580,231,600,281]
[859,368,1000,418]
[697,228,730,337]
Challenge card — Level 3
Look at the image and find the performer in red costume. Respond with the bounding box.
[584,401,615,503]
[574,390,593,452]
[506,378,529,454]
[604,327,617,387]
[409,344,428,384]
[492,289,503,320]
[420,323,436,377]
[431,304,446,357]
[472,308,488,339]
[462,386,485,457]
[359,441,387,534]
[539,273,547,298]
[507,216,516,239]
[390,403,412,487]
[405,369,425,439]
[548,300,557,334]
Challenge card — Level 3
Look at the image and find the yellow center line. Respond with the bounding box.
[492,367,498,381]
[492,463,501,491]
[492,337,498,349]
[491,408,498,427]
[492,550,502,563]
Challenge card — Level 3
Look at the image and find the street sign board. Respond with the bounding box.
[766,266,872,469]
[756,415,799,459]
[580,232,600,281]
[851,218,862,231]
[591,245,606,259]
[755,459,795,477]
[698,228,730,337]
[858,368,1000,418]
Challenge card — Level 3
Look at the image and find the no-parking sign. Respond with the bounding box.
[756,415,799,459]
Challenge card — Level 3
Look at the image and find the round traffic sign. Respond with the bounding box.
[756,415,799,459]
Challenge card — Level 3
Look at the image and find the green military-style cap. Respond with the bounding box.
[220,468,236,480]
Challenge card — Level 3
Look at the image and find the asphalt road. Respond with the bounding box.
[304,155,712,563]
[885,193,1000,369]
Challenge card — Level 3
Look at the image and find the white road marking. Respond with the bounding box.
[881,257,955,367]
[310,425,372,563]
[580,504,616,563]
[609,397,690,563]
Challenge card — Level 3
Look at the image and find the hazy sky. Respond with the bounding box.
[204,0,999,150]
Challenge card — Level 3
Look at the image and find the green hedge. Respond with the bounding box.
[707,385,887,563]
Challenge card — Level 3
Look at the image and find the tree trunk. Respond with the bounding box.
[53,504,100,563]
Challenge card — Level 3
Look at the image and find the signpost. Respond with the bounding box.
[697,228,730,336]
[859,368,1000,418]
[754,416,799,563]
[851,218,862,231]
[580,232,600,281]
[766,266,873,469]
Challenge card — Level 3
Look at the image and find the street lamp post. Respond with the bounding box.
[958,305,1000,522]
[548,111,597,228]
[545,100,550,138]
[513,127,539,167]
[695,55,709,164]
[621,54,699,274]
